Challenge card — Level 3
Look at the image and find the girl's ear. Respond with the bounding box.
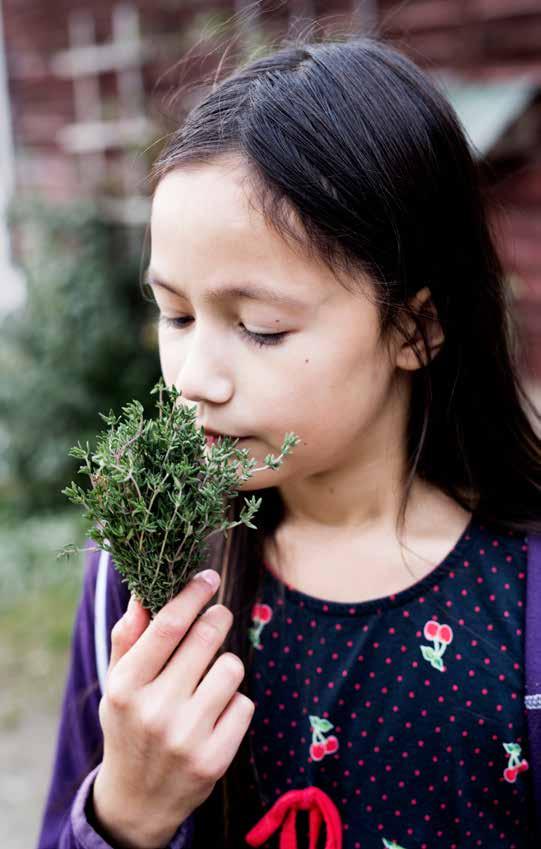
[395,286,445,371]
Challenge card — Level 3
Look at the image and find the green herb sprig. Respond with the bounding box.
[58,378,299,616]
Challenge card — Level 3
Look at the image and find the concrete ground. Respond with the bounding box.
[0,685,65,848]
[0,575,82,849]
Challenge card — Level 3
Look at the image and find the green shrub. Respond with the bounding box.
[0,198,161,517]
[0,508,87,613]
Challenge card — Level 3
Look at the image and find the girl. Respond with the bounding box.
[37,32,541,849]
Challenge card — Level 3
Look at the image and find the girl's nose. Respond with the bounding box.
[175,338,233,404]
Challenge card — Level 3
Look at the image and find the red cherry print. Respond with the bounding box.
[325,735,339,754]
[504,766,518,783]
[423,620,439,641]
[438,624,453,644]
[249,603,273,650]
[516,759,529,774]
[258,604,273,623]
[310,742,326,761]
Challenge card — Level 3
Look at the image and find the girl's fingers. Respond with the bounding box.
[203,692,256,778]
[116,571,221,689]
[188,651,245,735]
[155,604,234,701]
[109,595,150,671]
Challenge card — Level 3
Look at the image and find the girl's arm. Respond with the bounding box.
[34,540,195,849]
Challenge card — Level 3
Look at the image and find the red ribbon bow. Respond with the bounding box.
[244,786,343,849]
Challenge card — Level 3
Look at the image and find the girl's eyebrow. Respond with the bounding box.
[144,269,307,309]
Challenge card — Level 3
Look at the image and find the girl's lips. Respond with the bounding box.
[205,434,251,443]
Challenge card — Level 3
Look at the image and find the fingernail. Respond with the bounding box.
[126,594,137,622]
[192,569,221,590]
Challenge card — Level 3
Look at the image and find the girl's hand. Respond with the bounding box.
[91,570,255,849]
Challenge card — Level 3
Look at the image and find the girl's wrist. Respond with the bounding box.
[90,766,182,849]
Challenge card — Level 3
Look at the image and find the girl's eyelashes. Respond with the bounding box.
[158,315,288,348]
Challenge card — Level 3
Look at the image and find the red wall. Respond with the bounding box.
[4,0,541,380]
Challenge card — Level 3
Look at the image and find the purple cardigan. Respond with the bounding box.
[525,532,541,831]
[35,540,194,849]
[36,532,541,848]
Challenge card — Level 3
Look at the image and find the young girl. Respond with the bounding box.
[37,33,541,849]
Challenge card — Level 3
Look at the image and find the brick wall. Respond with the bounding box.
[378,0,541,383]
[3,0,541,381]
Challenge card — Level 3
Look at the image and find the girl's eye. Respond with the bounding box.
[158,316,287,348]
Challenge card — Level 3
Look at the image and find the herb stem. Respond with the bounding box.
[113,421,144,463]
[149,499,181,594]
[59,379,299,614]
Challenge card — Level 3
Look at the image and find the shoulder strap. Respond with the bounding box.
[526,532,541,706]
[525,532,541,836]
[94,548,110,695]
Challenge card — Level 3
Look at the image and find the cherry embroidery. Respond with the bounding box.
[503,742,529,783]
[249,602,273,650]
[382,840,407,849]
[308,714,339,761]
[420,620,453,671]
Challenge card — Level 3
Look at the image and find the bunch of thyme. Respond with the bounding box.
[58,378,299,616]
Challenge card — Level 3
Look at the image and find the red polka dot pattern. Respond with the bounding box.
[243,515,534,848]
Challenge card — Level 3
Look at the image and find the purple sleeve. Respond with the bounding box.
[526,532,541,841]
[35,540,195,849]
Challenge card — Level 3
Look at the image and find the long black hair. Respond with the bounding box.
[145,30,541,846]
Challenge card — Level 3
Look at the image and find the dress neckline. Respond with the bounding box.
[262,512,479,618]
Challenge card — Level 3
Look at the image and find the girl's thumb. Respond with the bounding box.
[108,593,150,670]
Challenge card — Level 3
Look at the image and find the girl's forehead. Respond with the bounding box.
[150,162,378,318]
[153,157,251,197]
[151,161,274,241]
[150,165,337,296]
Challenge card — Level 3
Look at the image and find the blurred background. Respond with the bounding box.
[0,1,540,846]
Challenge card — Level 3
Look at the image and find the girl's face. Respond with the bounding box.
[149,159,416,513]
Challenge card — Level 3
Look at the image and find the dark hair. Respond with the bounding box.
[145,30,541,845]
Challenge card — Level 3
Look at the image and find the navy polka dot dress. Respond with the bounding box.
[242,513,536,849]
